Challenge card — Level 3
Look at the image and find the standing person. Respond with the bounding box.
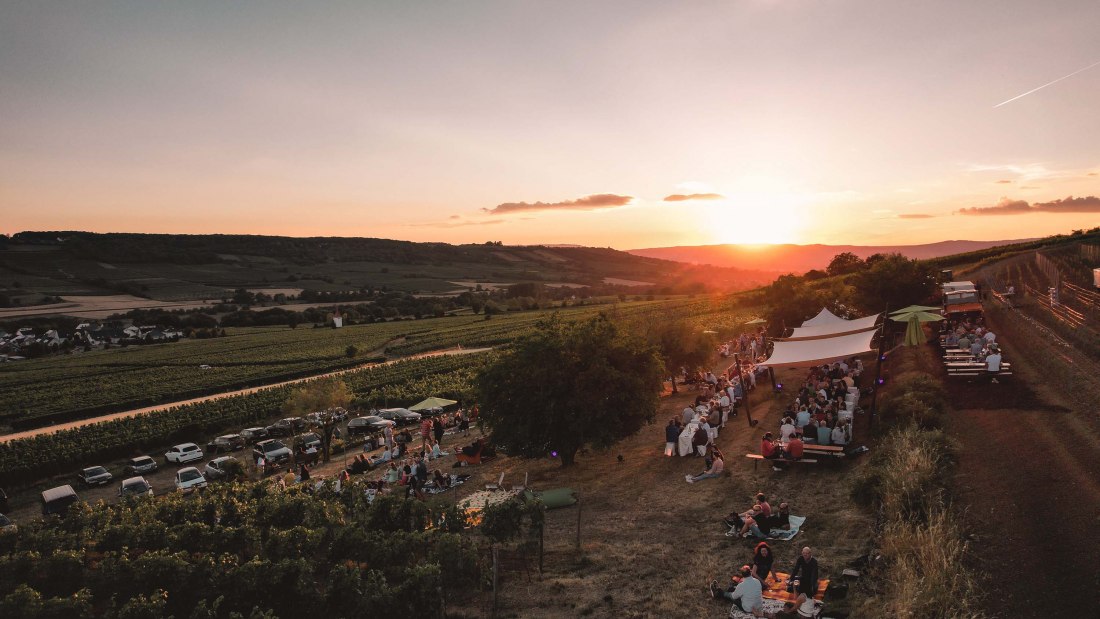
[664,418,680,457]
[420,417,433,451]
[433,417,445,444]
[457,411,470,437]
[299,463,311,482]
[383,424,394,451]
[787,547,820,601]
[985,346,1002,383]
[255,454,266,478]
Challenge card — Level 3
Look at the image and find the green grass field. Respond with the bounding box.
[0,298,740,430]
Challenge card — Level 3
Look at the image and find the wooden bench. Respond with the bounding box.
[803,444,845,453]
[945,361,1012,378]
[745,453,818,470]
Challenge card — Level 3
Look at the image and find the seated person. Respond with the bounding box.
[761,432,783,459]
[432,469,450,490]
[460,440,481,457]
[786,434,805,460]
[769,502,792,535]
[708,565,763,614]
[815,419,831,446]
[779,417,797,443]
[795,407,812,430]
[831,420,850,446]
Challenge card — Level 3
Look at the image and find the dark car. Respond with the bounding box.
[295,432,322,452]
[347,415,395,436]
[0,513,15,533]
[253,439,292,465]
[206,434,245,453]
[78,466,113,486]
[240,427,269,442]
[41,485,79,516]
[266,417,306,437]
[125,456,159,476]
[118,476,154,498]
[375,408,421,425]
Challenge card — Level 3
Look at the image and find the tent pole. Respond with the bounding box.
[869,306,889,429]
[736,353,755,427]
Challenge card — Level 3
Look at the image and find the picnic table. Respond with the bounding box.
[944,361,1012,377]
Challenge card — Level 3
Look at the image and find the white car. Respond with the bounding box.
[165,443,204,465]
[175,467,208,493]
[204,456,238,480]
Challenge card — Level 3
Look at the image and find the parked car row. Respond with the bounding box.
[41,407,389,520]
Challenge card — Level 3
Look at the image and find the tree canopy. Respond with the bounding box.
[850,253,937,313]
[476,314,664,466]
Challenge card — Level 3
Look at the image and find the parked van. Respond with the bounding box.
[41,485,78,516]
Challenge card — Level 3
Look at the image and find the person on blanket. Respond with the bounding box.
[785,547,820,602]
[709,565,763,614]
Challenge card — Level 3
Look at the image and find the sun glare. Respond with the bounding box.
[702,192,806,245]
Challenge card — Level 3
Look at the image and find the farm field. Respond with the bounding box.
[0,297,738,432]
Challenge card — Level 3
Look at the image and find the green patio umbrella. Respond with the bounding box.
[889,311,944,346]
[889,305,941,316]
[409,396,459,411]
[888,310,945,323]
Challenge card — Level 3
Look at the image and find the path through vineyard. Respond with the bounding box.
[0,345,491,443]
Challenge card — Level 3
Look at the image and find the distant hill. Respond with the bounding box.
[626,239,1037,273]
[0,232,777,305]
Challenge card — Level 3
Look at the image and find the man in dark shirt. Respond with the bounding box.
[788,546,819,598]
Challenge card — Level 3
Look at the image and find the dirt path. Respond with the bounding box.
[943,312,1100,618]
[0,347,492,443]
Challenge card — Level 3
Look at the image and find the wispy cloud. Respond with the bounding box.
[995,179,1012,184]
[663,193,725,202]
[958,195,1100,216]
[483,193,633,215]
[411,219,505,228]
[898,213,935,219]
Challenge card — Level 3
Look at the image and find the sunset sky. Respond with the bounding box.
[2,1,1098,249]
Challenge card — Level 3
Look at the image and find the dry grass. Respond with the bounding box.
[449,366,876,618]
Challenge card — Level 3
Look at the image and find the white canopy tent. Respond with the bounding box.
[783,313,881,341]
[759,328,878,369]
[801,308,845,327]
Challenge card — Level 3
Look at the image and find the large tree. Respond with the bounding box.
[283,378,351,463]
[476,314,664,467]
[644,319,712,393]
[850,253,937,313]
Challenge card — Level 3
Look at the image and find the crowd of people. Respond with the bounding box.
[941,317,1004,381]
[707,490,822,617]
[264,408,480,502]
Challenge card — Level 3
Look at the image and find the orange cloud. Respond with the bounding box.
[484,193,633,215]
[663,193,725,202]
[898,213,935,219]
[995,179,1012,184]
[959,195,1100,215]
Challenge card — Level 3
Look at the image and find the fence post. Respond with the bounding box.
[575,496,582,553]
[492,546,499,617]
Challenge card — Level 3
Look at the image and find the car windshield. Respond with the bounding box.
[133,457,153,465]
[264,441,286,452]
[179,470,201,482]
[123,482,149,494]
[85,467,107,476]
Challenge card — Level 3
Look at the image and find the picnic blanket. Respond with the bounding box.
[761,571,828,604]
[768,515,806,541]
[724,515,806,541]
[729,598,789,619]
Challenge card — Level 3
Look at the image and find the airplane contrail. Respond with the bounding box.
[994,59,1100,108]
